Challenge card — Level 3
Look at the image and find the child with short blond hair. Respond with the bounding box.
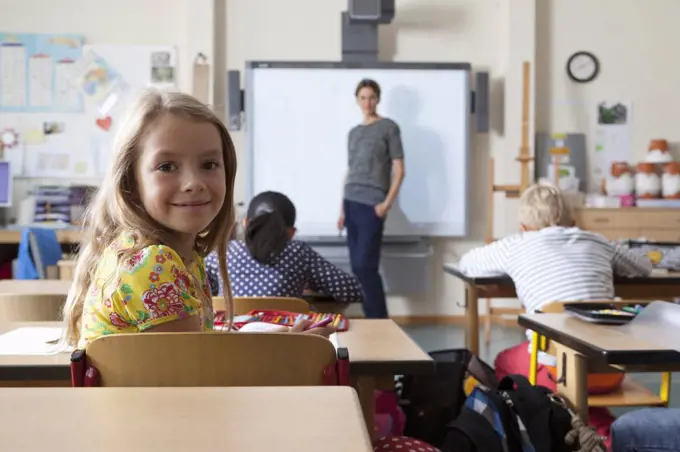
[460,183,652,445]
[461,184,651,313]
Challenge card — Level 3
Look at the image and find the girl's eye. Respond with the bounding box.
[203,161,219,170]
[158,163,177,172]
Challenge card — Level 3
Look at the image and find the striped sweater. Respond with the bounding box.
[459,227,653,313]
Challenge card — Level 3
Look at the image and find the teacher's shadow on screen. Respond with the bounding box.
[384,86,448,232]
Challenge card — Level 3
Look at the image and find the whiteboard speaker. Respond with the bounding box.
[227,70,242,131]
[474,71,489,133]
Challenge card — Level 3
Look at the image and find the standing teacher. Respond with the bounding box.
[337,79,405,319]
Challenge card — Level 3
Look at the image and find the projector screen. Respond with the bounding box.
[245,61,471,237]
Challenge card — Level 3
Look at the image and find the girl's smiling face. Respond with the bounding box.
[136,113,226,254]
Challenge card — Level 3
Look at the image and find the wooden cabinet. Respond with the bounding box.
[574,208,680,242]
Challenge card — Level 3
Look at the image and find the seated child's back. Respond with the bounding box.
[206,191,364,304]
[460,225,652,313]
[460,184,652,313]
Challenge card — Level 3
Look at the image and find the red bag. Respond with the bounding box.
[374,390,407,437]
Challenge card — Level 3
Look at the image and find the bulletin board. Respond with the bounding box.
[0,34,177,180]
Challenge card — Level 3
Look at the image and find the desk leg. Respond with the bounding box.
[465,284,480,356]
[555,343,588,423]
[353,376,376,441]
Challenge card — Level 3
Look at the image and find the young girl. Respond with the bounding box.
[61,90,330,349]
[205,191,364,304]
[60,90,439,452]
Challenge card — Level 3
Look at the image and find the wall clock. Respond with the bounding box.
[566,51,599,83]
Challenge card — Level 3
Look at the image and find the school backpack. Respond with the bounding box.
[442,374,576,452]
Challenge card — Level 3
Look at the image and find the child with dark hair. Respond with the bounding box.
[206,191,364,304]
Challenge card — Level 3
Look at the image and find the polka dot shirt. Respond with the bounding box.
[205,240,364,304]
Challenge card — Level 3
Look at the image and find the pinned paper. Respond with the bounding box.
[43,121,65,135]
[74,161,88,174]
[96,116,112,131]
[24,128,45,144]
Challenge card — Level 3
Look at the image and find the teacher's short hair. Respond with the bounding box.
[355,79,381,99]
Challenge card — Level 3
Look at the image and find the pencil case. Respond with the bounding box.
[215,309,349,332]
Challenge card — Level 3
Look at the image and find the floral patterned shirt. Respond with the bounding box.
[78,232,213,349]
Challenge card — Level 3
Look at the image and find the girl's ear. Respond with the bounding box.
[288,227,296,240]
[241,218,247,229]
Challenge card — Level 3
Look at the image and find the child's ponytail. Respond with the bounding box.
[245,210,290,263]
[243,191,297,264]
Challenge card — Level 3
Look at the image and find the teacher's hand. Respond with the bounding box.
[337,211,345,230]
[374,202,390,218]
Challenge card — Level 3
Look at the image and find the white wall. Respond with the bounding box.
[536,0,680,163]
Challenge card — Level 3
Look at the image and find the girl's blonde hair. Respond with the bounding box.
[518,183,573,229]
[62,89,237,347]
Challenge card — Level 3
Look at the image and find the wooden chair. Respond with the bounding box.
[57,260,76,281]
[84,332,342,387]
[0,293,66,322]
[531,300,669,410]
[213,296,311,316]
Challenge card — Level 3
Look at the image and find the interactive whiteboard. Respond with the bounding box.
[245,62,471,237]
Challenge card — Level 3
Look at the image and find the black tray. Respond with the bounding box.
[563,302,642,325]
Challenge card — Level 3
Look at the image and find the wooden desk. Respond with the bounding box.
[0,320,435,438]
[518,313,680,367]
[338,319,434,376]
[444,263,680,355]
[518,313,680,419]
[0,386,373,452]
[0,228,82,245]
[337,319,435,437]
[0,279,71,294]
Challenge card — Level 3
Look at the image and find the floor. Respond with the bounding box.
[401,323,680,413]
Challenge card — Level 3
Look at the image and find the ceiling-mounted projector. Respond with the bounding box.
[348,0,395,24]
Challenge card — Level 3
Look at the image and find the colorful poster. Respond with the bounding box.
[0,33,83,112]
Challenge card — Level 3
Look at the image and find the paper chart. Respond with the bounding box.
[0,33,84,113]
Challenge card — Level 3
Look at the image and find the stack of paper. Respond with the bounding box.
[0,327,69,355]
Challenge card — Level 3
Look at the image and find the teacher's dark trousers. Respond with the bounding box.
[344,199,388,319]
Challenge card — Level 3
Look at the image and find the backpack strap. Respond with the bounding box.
[499,375,558,452]
[468,386,525,452]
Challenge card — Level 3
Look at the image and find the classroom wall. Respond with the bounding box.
[0,0,217,221]
[536,0,680,164]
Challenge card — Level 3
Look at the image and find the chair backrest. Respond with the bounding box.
[85,332,338,387]
[0,293,66,321]
[57,260,76,281]
[214,296,311,315]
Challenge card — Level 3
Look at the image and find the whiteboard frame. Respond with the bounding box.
[244,61,473,239]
